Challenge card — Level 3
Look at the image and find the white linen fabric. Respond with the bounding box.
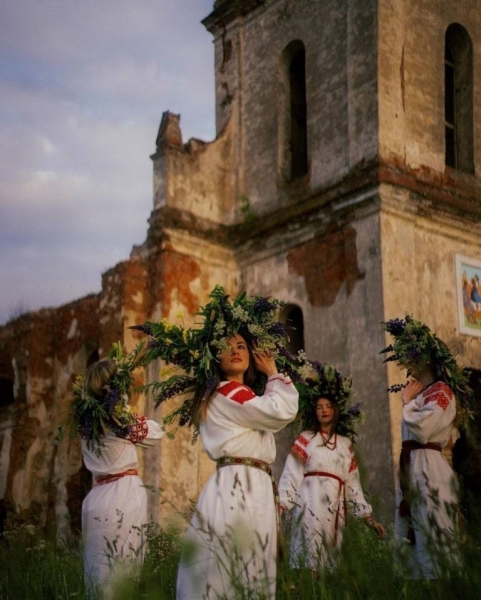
[81,420,163,597]
[395,381,459,579]
[176,375,298,600]
[279,431,371,570]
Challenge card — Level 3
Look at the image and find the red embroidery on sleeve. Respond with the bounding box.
[125,414,149,444]
[423,382,453,411]
[291,434,310,465]
[218,381,257,404]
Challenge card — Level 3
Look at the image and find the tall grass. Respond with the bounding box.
[1,510,481,599]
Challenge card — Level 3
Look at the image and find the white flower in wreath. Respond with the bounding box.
[231,306,250,322]
[214,318,226,334]
[298,364,313,380]
[247,323,264,337]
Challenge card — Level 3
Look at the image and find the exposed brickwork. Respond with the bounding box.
[287,226,364,306]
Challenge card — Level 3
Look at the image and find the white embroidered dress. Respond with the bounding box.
[81,417,163,596]
[279,431,372,570]
[176,375,298,600]
[395,381,458,579]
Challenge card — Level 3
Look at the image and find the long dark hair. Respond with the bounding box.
[191,336,257,428]
[303,395,341,443]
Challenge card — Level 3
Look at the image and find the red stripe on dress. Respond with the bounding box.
[218,380,256,404]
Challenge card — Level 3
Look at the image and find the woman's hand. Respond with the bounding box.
[252,342,278,377]
[401,380,423,405]
[364,515,386,538]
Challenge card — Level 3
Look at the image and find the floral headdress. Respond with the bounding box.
[381,315,474,429]
[296,360,364,441]
[131,285,303,436]
[66,342,145,453]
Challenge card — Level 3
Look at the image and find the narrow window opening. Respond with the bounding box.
[444,24,474,173]
[0,378,15,407]
[278,41,308,184]
[289,49,308,180]
[283,304,305,355]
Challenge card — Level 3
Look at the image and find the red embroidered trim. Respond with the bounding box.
[291,434,310,464]
[423,382,453,411]
[296,434,309,447]
[292,444,309,464]
[218,381,256,404]
[126,414,149,444]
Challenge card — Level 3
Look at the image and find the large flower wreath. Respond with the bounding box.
[66,341,146,453]
[381,315,474,429]
[132,285,305,437]
[296,360,364,441]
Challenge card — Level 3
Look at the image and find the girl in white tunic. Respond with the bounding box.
[75,357,163,597]
[176,334,298,599]
[396,376,458,579]
[382,315,473,580]
[279,363,384,571]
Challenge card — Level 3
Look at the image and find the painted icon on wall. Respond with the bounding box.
[455,254,481,337]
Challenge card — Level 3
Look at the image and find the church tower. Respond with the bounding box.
[147,0,481,517]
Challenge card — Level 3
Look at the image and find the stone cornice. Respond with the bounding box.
[202,0,267,34]
[144,158,481,265]
[378,159,481,219]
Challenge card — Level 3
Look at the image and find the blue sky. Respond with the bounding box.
[0,0,216,324]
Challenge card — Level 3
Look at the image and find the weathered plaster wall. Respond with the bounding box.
[0,295,100,533]
[207,0,378,215]
[379,0,481,174]
[152,113,236,225]
[238,204,393,515]
[380,184,481,482]
[140,228,240,524]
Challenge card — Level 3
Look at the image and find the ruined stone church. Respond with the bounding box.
[1,0,480,536]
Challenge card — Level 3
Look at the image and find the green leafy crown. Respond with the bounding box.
[131,285,304,435]
[381,315,474,429]
[296,360,364,441]
[65,342,145,453]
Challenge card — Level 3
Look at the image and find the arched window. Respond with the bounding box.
[278,41,308,182]
[444,24,474,173]
[86,347,99,368]
[281,304,305,355]
[0,377,14,408]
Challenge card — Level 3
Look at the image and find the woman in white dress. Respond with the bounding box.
[73,354,163,597]
[279,362,384,571]
[135,287,300,599]
[382,316,473,579]
[176,334,298,599]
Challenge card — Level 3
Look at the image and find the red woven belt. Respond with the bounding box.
[95,469,139,486]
